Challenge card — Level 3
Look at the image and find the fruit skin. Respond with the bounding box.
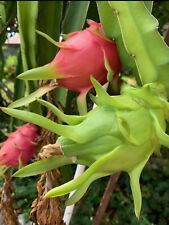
[0,124,39,167]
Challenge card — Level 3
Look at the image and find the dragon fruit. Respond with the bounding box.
[0,124,39,167]
[17,20,121,95]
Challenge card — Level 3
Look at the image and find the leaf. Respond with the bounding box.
[62,1,90,33]
[17,1,41,114]
[17,1,38,70]
[13,156,73,177]
[0,2,6,24]
[37,1,63,64]
[8,84,57,109]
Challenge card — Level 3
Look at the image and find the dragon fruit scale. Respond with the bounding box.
[17,20,121,95]
[0,124,39,167]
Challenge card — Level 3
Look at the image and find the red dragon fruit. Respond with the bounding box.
[0,124,39,167]
[51,20,122,93]
[18,20,121,95]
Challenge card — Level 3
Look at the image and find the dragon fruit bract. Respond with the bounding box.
[0,124,39,167]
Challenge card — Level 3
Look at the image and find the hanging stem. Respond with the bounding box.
[92,172,121,225]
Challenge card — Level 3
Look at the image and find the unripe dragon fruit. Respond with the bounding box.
[17,20,121,95]
[3,78,169,218]
[0,124,39,167]
[43,79,169,218]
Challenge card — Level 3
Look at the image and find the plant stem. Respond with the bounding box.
[63,165,86,225]
[92,172,121,225]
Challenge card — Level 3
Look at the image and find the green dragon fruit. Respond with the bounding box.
[1,77,169,218]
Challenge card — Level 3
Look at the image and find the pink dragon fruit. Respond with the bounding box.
[0,124,39,167]
[18,20,121,95]
[51,20,122,93]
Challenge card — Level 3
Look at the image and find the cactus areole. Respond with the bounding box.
[0,124,39,167]
[17,20,121,95]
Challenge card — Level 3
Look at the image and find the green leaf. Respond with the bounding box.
[10,51,25,128]
[17,1,38,70]
[62,1,90,33]
[0,2,6,24]
[17,1,41,114]
[13,156,73,177]
[8,84,57,109]
[37,1,63,65]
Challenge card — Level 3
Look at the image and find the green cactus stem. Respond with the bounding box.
[108,2,169,95]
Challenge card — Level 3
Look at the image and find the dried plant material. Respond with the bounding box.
[30,137,64,225]
[38,142,63,160]
[27,81,65,224]
[30,171,65,225]
[0,173,19,225]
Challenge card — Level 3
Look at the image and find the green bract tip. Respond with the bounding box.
[17,64,63,80]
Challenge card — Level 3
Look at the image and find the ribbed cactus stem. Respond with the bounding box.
[109,2,169,94]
